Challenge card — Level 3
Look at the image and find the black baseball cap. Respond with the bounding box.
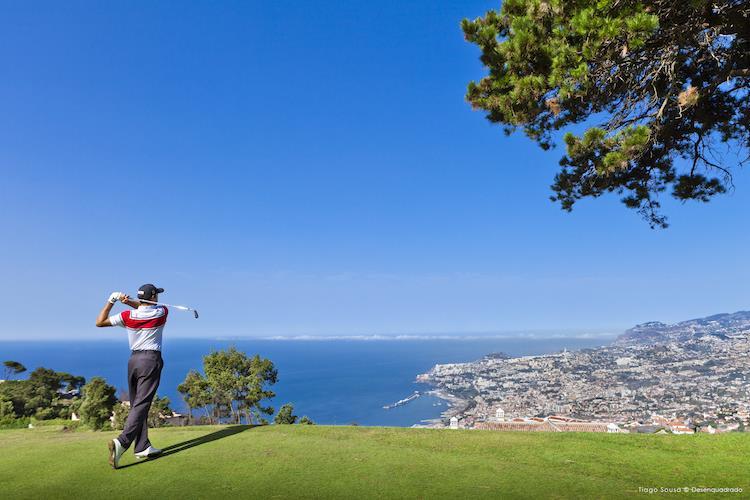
[137,284,164,299]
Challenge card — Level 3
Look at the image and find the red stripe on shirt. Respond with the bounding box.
[122,310,167,329]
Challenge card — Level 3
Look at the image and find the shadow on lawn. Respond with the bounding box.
[118,425,255,469]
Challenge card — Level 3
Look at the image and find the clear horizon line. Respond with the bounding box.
[0,331,622,342]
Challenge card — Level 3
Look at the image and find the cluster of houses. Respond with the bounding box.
[448,407,747,434]
[450,408,624,433]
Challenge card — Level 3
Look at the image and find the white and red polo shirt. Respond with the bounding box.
[109,305,168,351]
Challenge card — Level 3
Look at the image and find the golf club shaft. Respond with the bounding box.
[137,298,199,318]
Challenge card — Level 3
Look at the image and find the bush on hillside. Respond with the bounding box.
[0,367,86,420]
[0,416,30,429]
[112,403,130,430]
[0,395,14,419]
[274,403,297,424]
[148,395,171,428]
[78,377,117,430]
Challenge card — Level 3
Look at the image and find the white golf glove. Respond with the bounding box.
[108,292,124,304]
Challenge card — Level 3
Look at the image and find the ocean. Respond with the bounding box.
[0,336,615,426]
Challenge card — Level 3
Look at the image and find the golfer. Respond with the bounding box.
[95,283,168,469]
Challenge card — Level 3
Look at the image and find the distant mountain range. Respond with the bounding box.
[615,310,750,346]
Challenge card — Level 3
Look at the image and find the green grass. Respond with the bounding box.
[1,425,749,499]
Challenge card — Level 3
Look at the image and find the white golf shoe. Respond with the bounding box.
[134,446,162,459]
[108,438,125,469]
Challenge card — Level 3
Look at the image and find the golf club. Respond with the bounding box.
[137,298,199,319]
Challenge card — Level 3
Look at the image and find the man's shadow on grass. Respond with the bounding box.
[118,425,255,469]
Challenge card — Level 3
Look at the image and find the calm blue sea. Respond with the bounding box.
[0,336,614,426]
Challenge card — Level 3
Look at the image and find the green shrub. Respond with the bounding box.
[33,408,56,420]
[0,416,30,429]
[112,403,130,430]
[29,418,81,428]
[148,395,171,428]
[78,377,117,430]
[274,403,297,424]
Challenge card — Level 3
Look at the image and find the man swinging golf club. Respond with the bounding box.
[96,283,167,469]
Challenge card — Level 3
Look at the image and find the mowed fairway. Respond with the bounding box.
[1,425,749,499]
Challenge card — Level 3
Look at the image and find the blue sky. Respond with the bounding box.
[1,0,748,340]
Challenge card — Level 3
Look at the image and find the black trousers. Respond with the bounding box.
[117,350,163,452]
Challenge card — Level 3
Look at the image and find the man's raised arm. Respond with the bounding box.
[95,292,127,327]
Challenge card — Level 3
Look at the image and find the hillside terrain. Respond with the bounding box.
[615,311,750,345]
[420,311,750,425]
[1,424,749,499]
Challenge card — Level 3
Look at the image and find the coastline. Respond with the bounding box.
[2,337,616,427]
[421,389,470,425]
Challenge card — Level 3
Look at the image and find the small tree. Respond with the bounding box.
[26,367,68,419]
[178,370,212,425]
[203,349,243,423]
[298,416,314,425]
[179,348,278,425]
[148,395,171,428]
[111,403,130,430]
[0,395,15,419]
[240,354,278,425]
[274,403,298,425]
[3,361,26,380]
[69,398,82,419]
[78,377,117,430]
[202,347,277,425]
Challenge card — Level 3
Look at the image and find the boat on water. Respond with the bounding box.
[383,391,420,410]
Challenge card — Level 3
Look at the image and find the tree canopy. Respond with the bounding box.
[463,0,749,227]
[274,403,298,424]
[78,376,117,430]
[177,369,211,425]
[3,361,26,380]
[0,365,88,423]
[0,367,85,420]
[298,415,315,425]
[179,347,278,425]
[147,395,172,427]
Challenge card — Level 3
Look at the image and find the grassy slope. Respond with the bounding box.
[1,425,749,499]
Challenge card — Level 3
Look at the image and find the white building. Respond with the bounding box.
[493,407,505,422]
[449,417,459,429]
